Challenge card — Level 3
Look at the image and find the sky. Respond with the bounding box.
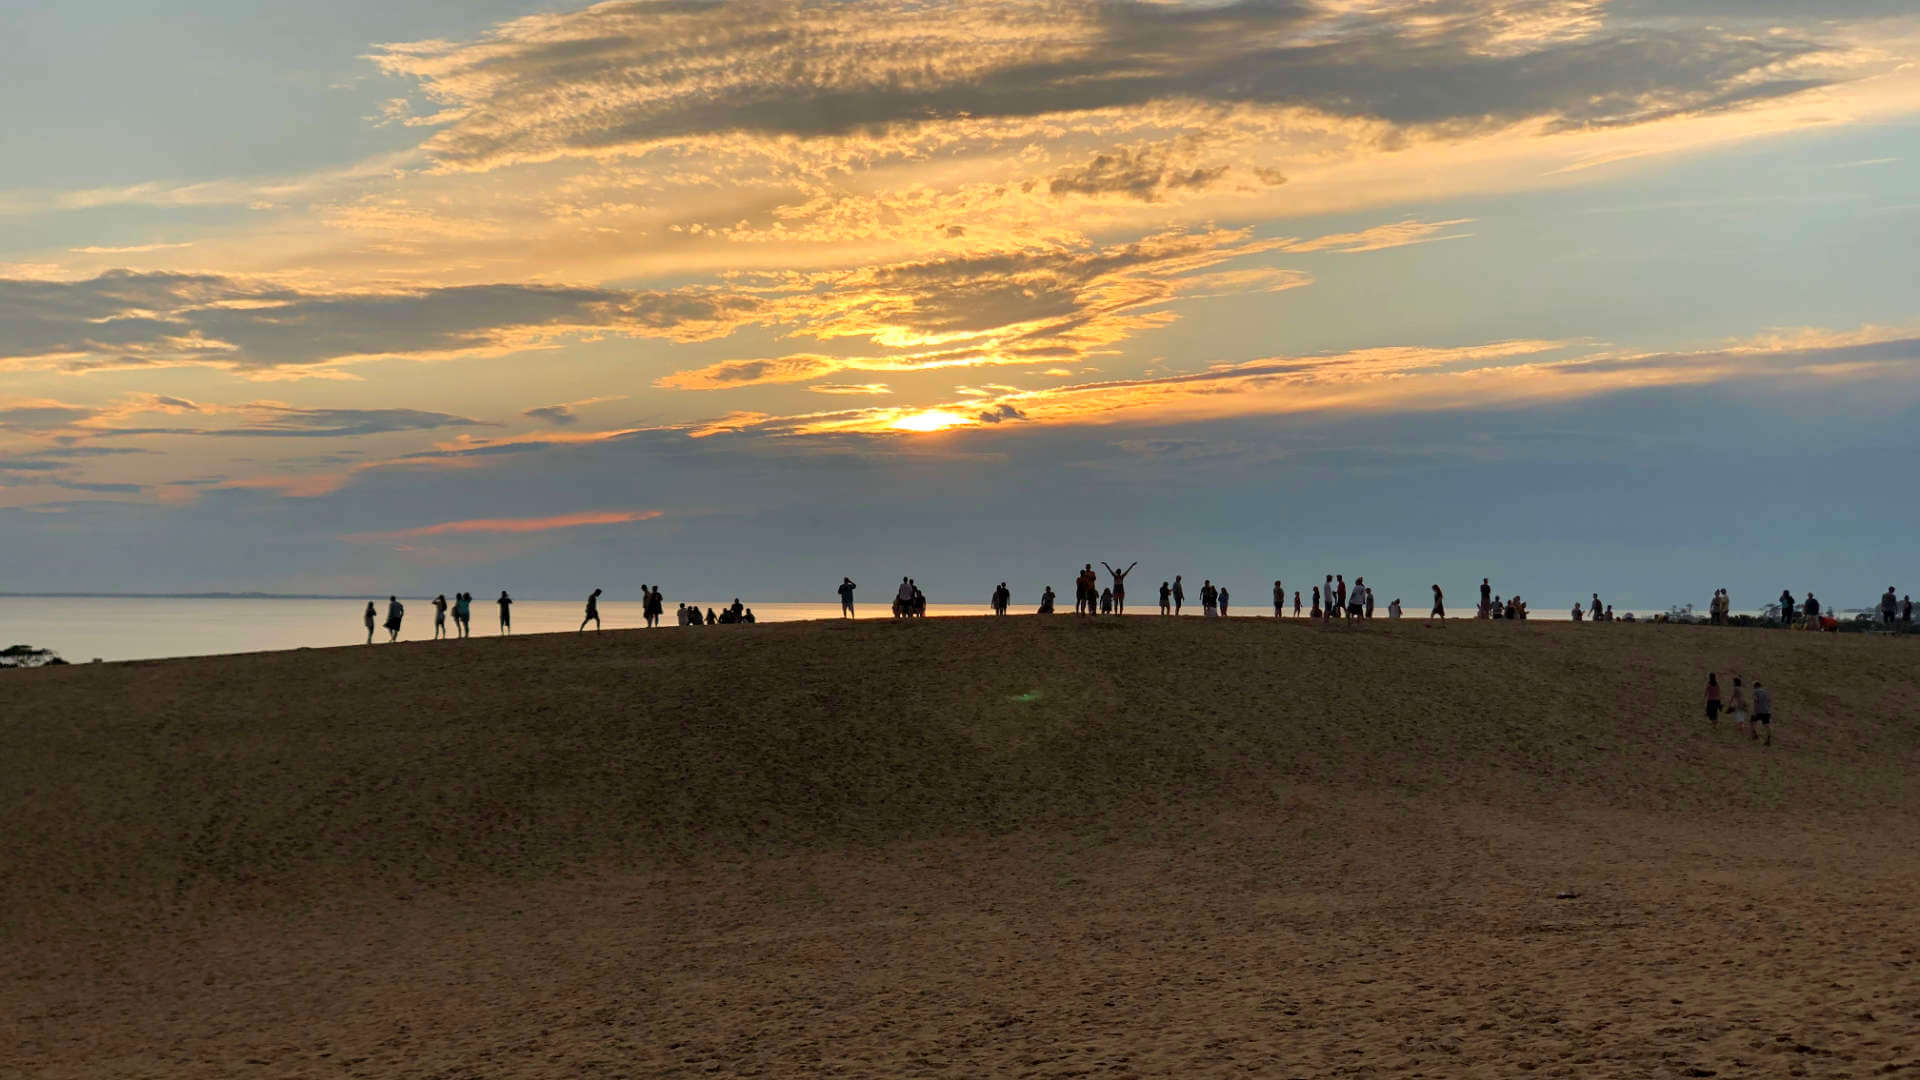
[3,0,1918,611]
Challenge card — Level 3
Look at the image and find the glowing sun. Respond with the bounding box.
[889,409,974,433]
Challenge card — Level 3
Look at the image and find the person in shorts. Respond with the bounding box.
[1751,682,1773,746]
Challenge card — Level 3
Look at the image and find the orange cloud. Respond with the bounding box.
[349,509,662,541]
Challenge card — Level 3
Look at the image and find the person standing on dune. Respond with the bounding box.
[363,601,376,645]
[455,592,471,637]
[497,590,513,635]
[433,594,448,639]
[1273,580,1284,618]
[1102,561,1136,614]
[1429,584,1445,626]
[580,588,602,633]
[1159,581,1172,615]
[1293,590,1302,618]
[838,577,857,618]
[384,596,405,642]
[1173,575,1185,615]
[1480,578,1492,619]
[992,582,1011,616]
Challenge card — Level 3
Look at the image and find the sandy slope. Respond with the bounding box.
[4,617,1917,1077]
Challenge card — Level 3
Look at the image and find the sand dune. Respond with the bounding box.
[4,617,1917,1077]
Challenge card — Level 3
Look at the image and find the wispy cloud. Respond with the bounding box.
[347,509,662,541]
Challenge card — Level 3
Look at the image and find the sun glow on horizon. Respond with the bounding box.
[889,409,975,433]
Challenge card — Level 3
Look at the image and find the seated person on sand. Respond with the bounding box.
[744,608,756,624]
[1039,587,1056,614]
[1388,598,1402,619]
[1100,587,1113,614]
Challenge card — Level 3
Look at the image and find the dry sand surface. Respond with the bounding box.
[4,616,1918,1077]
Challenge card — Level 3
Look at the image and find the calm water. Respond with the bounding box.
[6,595,1658,663]
[0,597,989,663]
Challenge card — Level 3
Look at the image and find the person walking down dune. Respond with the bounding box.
[1705,673,1721,727]
[580,588,602,633]
[1173,576,1185,615]
[497,591,513,635]
[363,601,376,645]
[839,577,857,618]
[992,582,1011,616]
[1727,677,1749,730]
[384,596,405,642]
[1102,561,1136,614]
[1752,681,1773,745]
[433,594,448,639]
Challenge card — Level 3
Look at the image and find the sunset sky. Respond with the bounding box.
[4,0,1918,608]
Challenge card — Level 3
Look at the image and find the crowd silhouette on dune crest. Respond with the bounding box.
[358,570,1911,643]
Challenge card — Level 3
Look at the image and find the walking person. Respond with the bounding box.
[1172,575,1185,615]
[363,601,377,645]
[1102,561,1136,614]
[1159,581,1172,615]
[433,594,449,639]
[1429,584,1446,626]
[839,577,857,618]
[384,595,405,642]
[497,590,513,635]
[1590,593,1603,621]
[580,588,602,632]
[1292,590,1302,618]
[1751,681,1773,745]
[1705,673,1721,728]
[1726,677,1749,731]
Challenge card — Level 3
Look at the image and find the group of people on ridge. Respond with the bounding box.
[365,591,515,643]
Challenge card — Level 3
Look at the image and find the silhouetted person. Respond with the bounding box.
[1335,575,1347,620]
[1705,673,1721,727]
[454,592,472,638]
[1779,589,1796,629]
[1802,591,1820,631]
[744,608,756,624]
[1292,591,1302,618]
[706,607,717,626]
[1364,583,1375,620]
[839,577,857,618]
[1076,564,1098,616]
[363,601,376,645]
[1321,576,1333,623]
[1904,595,1913,627]
[1172,575,1185,615]
[1039,586,1056,614]
[1218,585,1229,617]
[1590,593,1602,621]
[1882,587,1899,627]
[992,582,1011,615]
[580,588,602,632]
[1102,561,1136,614]
[911,585,926,617]
[385,595,405,642]
[1430,584,1445,626]
[1752,681,1772,745]
[895,577,914,618]
[1388,598,1402,619]
[433,594,448,639]
[1273,580,1284,618]
[497,590,513,634]
[1311,585,1321,620]
[1201,580,1216,617]
[730,598,745,622]
[1479,578,1491,619]
[1100,587,1113,615]
[1159,581,1172,615]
